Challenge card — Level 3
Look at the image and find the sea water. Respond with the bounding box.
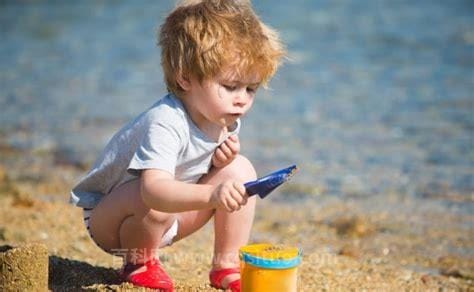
[0,1,472,215]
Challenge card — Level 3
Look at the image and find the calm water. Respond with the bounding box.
[1,1,473,212]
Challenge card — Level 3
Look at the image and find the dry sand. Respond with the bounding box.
[0,150,472,291]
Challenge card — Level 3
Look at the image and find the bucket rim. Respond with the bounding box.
[240,248,302,269]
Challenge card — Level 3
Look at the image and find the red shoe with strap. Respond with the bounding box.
[119,258,174,291]
[209,267,241,292]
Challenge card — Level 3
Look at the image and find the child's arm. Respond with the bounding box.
[212,135,240,168]
[140,168,247,213]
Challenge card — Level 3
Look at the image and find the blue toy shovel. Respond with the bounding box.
[244,165,298,199]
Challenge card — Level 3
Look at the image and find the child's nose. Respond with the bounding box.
[233,90,249,107]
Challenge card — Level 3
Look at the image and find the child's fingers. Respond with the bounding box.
[234,181,247,197]
[214,148,228,162]
[216,181,246,212]
[231,182,247,207]
[235,183,248,205]
[212,155,223,168]
[224,138,240,154]
[218,141,234,158]
[228,134,239,142]
[225,195,240,212]
[230,187,245,206]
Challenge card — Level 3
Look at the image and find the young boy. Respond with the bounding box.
[70,0,284,291]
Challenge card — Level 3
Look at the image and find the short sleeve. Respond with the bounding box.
[128,121,182,177]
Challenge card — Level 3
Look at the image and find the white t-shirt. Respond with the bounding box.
[70,93,240,209]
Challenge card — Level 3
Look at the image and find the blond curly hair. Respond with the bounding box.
[158,0,285,96]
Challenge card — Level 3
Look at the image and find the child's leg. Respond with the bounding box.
[88,154,256,280]
[88,179,214,264]
[203,155,257,287]
[172,155,257,245]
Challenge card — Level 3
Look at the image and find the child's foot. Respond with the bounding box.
[209,267,240,292]
[119,258,173,291]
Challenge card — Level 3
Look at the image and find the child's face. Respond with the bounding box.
[184,68,260,129]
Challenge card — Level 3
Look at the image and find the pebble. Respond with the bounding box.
[38,232,49,240]
[401,270,413,281]
[440,268,474,280]
[338,245,361,258]
[331,216,376,238]
[421,274,430,284]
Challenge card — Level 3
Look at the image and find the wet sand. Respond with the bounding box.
[0,149,472,291]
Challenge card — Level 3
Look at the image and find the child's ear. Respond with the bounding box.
[176,73,191,91]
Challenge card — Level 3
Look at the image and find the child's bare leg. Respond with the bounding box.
[172,155,257,244]
[203,155,257,286]
[89,180,214,264]
[88,154,256,283]
[88,179,178,263]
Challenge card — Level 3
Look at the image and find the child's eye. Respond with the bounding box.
[246,87,257,94]
[223,84,237,91]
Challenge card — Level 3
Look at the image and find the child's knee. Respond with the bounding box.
[218,154,257,181]
[144,209,176,226]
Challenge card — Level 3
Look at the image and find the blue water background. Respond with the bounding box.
[0,1,473,212]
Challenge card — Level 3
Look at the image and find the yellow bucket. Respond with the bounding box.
[239,243,302,292]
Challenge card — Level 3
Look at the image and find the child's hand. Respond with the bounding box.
[211,180,248,212]
[212,135,240,168]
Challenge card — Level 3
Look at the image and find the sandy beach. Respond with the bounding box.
[0,148,472,291]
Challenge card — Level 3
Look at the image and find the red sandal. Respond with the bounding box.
[119,258,174,291]
[209,267,241,292]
